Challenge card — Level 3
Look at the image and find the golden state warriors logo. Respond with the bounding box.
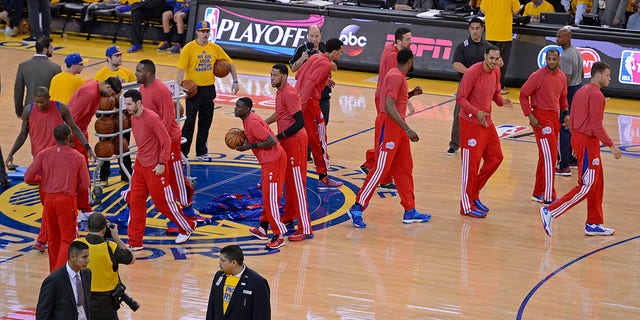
[0,155,358,260]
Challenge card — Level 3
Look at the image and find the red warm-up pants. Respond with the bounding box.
[356,114,415,211]
[546,132,606,224]
[71,135,93,213]
[37,187,47,244]
[459,118,504,214]
[123,162,195,247]
[362,99,392,185]
[43,192,78,272]
[302,99,329,176]
[259,153,288,236]
[531,109,560,202]
[279,132,312,235]
[167,139,194,206]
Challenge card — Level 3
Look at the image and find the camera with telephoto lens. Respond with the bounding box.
[103,222,116,239]
[306,42,318,56]
[112,283,140,312]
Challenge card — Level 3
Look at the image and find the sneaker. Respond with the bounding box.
[128,244,144,251]
[360,164,370,174]
[347,203,366,228]
[32,242,47,252]
[461,209,486,218]
[500,88,509,95]
[4,25,11,33]
[169,43,182,54]
[532,195,556,205]
[23,36,37,42]
[127,44,143,53]
[473,200,489,212]
[195,154,212,162]
[287,230,314,242]
[158,41,171,51]
[569,159,578,169]
[584,224,615,236]
[265,235,285,249]
[446,147,457,157]
[282,220,296,231]
[116,4,131,12]
[77,211,92,222]
[175,232,192,244]
[539,207,553,237]
[555,167,571,176]
[318,176,343,190]
[402,208,431,224]
[6,27,17,37]
[249,226,268,240]
[377,182,397,192]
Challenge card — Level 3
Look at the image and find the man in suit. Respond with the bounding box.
[206,245,271,320]
[14,36,61,118]
[36,240,92,320]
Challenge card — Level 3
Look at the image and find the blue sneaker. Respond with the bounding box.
[347,203,366,228]
[539,207,553,236]
[462,209,486,218]
[584,224,614,236]
[127,44,142,53]
[116,4,131,13]
[473,200,489,212]
[403,208,431,224]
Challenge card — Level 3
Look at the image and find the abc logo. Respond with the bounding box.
[339,24,367,57]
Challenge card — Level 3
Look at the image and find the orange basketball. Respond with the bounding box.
[213,60,231,78]
[225,128,246,150]
[94,116,115,134]
[111,113,130,130]
[99,96,117,110]
[94,140,115,158]
[112,135,129,155]
[181,80,198,99]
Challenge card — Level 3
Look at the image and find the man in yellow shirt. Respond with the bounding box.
[49,53,86,104]
[93,46,136,84]
[523,0,556,17]
[480,0,520,94]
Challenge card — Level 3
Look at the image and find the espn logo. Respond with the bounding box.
[386,35,452,60]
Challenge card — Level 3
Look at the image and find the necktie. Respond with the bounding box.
[75,274,85,307]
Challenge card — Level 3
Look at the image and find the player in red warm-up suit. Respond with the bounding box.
[346,49,431,229]
[135,59,194,208]
[456,45,513,218]
[120,90,195,250]
[519,48,568,204]
[265,64,312,241]
[294,38,344,190]
[25,124,90,272]
[236,97,289,250]
[540,62,622,237]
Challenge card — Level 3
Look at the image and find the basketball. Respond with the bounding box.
[181,80,198,99]
[225,128,246,150]
[94,140,115,158]
[98,96,117,110]
[94,116,115,134]
[111,113,130,130]
[213,60,231,78]
[112,135,129,155]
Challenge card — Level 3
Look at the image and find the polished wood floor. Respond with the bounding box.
[1,36,640,319]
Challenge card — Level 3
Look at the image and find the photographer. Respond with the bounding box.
[77,213,135,320]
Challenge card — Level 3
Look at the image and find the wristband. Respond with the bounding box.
[250,143,259,149]
[233,81,239,84]
[405,128,412,133]
[84,143,91,150]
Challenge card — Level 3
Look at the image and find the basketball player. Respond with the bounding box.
[176,20,239,162]
[265,64,313,241]
[540,62,622,237]
[294,38,344,190]
[235,97,288,249]
[135,59,194,208]
[519,48,568,205]
[24,124,90,272]
[347,49,431,229]
[457,45,513,218]
[360,27,414,191]
[120,90,196,250]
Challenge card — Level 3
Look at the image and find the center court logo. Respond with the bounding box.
[339,25,367,57]
[0,158,357,261]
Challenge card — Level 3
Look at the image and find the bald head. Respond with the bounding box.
[308,25,321,47]
[556,27,572,48]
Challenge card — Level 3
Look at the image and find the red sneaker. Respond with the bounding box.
[266,235,285,250]
[249,226,268,240]
[318,177,343,190]
[555,167,571,176]
[287,230,314,242]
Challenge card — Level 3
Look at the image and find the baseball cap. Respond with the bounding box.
[65,53,87,66]
[105,45,123,58]
[196,20,211,31]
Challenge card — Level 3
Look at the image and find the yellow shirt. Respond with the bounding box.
[481,0,521,42]
[571,0,592,12]
[49,72,85,104]
[523,0,556,16]
[177,40,233,86]
[77,238,120,292]
[93,66,136,84]
[222,275,240,314]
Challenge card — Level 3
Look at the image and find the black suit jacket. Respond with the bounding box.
[36,265,92,320]
[205,266,271,320]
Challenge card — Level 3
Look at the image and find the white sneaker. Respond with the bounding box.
[175,232,192,244]
[195,154,212,162]
[539,207,553,237]
[128,244,144,251]
[77,211,93,222]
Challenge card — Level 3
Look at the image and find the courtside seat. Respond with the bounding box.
[61,1,89,36]
[50,2,67,17]
[86,7,116,40]
[113,9,163,43]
